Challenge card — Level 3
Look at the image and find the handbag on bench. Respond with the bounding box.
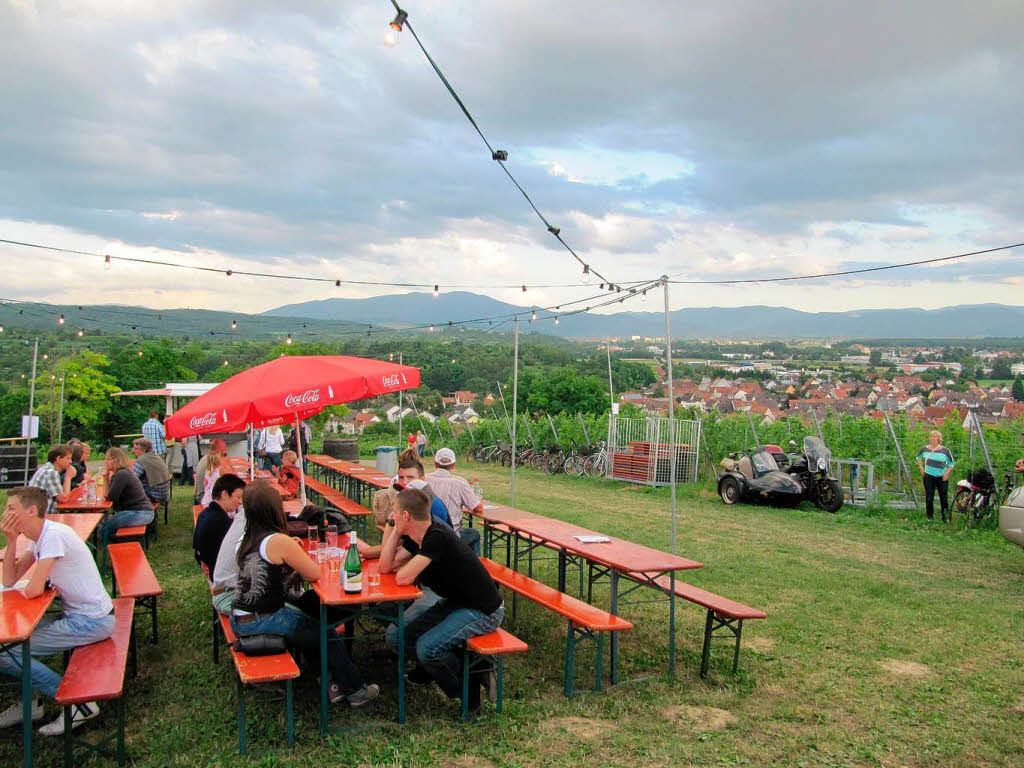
[232,634,288,656]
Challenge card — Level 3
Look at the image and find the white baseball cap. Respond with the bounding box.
[434,448,456,466]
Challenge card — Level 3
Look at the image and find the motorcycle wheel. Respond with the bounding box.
[815,479,843,513]
[719,476,742,505]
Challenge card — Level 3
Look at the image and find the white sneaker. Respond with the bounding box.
[38,702,99,736]
[0,698,44,728]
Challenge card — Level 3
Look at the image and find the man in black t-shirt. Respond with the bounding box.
[192,474,246,579]
[380,489,504,711]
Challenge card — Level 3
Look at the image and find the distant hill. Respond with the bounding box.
[266,293,1024,339]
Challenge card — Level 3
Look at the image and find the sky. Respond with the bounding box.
[1,0,1022,318]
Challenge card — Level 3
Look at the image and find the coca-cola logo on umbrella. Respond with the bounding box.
[189,412,219,429]
[382,374,401,388]
[284,389,321,408]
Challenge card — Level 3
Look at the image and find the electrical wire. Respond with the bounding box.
[666,242,1024,285]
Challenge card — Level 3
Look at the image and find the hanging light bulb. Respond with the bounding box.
[0,325,4,332]
[223,360,229,366]
[554,316,560,325]
[286,334,292,344]
[385,8,407,46]
[58,314,65,325]
[77,328,83,337]
[531,310,537,321]
[428,325,435,332]
[104,254,111,270]
[335,279,341,287]
[42,353,48,360]
[137,350,143,356]
[231,319,237,329]
[433,284,439,298]
[521,285,527,293]
[582,264,591,284]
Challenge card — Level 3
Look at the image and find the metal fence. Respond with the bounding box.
[606,415,701,486]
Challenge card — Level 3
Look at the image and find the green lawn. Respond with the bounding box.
[2,469,1024,767]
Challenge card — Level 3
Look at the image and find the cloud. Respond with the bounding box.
[0,0,1021,316]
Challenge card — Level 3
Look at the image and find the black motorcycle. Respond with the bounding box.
[782,436,843,512]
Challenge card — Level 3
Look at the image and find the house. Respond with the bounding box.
[453,391,478,406]
[1002,402,1024,421]
[385,406,414,423]
[446,405,480,424]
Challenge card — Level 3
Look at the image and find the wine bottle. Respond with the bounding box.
[343,530,362,593]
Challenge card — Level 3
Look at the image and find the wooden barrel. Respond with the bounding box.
[323,437,360,461]
[0,444,38,488]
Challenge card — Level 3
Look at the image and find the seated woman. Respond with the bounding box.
[98,447,155,546]
[230,483,379,707]
[278,450,302,497]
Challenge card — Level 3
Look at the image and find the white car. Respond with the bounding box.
[999,486,1024,549]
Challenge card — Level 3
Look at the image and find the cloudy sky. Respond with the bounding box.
[1,0,1022,317]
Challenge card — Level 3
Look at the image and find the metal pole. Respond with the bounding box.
[24,339,38,482]
[496,380,513,437]
[663,278,677,554]
[397,352,404,449]
[56,374,65,444]
[294,414,307,506]
[510,315,520,505]
[606,340,615,408]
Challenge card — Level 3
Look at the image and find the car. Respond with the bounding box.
[718,446,804,507]
[999,485,1024,550]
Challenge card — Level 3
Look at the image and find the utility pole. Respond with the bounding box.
[24,338,38,482]
[56,374,66,444]
[510,315,520,505]
[606,339,615,408]
[397,351,404,448]
[663,278,677,555]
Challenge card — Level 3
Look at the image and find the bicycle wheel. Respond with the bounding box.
[544,454,561,474]
[564,455,584,476]
[953,488,973,520]
[586,454,607,477]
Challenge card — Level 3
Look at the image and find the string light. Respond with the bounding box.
[223,360,229,366]
[582,265,591,284]
[429,325,435,332]
[433,284,439,297]
[521,285,527,293]
[286,334,292,344]
[385,8,407,46]
[137,350,143,356]
[103,254,111,270]
[58,313,65,325]
[42,353,48,360]
[77,328,84,336]
[530,310,537,321]
[554,316,560,325]
[231,319,237,329]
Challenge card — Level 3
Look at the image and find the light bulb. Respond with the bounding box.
[286,334,292,344]
[77,328,83,336]
[137,350,143,356]
[58,314,65,325]
[104,254,111,270]
[554,316,560,325]
[223,360,228,366]
[42,353,48,360]
[531,310,537,321]
[429,325,435,332]
[384,26,399,46]
[582,265,591,284]
[231,319,237,329]
[433,284,439,297]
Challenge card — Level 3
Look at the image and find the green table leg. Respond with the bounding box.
[669,571,676,677]
[22,640,32,768]
[319,600,328,736]
[609,570,620,685]
[397,603,407,724]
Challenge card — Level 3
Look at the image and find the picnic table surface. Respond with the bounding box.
[55,484,112,512]
[474,501,703,574]
[1,513,103,563]
[311,556,421,606]
[0,588,56,644]
[307,455,392,489]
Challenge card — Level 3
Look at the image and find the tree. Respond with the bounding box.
[34,351,120,444]
[869,348,883,366]
[991,358,1012,380]
[1013,376,1024,402]
[523,367,608,415]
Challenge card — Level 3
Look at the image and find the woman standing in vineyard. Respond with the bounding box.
[915,430,955,522]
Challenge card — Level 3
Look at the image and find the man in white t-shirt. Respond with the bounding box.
[0,486,115,736]
[210,507,247,615]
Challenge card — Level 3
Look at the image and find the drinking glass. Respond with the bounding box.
[327,552,342,580]
[367,571,380,588]
[307,525,320,555]
[326,524,338,550]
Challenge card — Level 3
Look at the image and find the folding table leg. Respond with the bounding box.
[116,697,126,767]
[496,657,504,714]
[318,601,328,735]
[397,603,407,724]
[460,650,470,722]
[22,641,32,768]
[699,609,714,679]
[609,570,620,685]
[563,621,575,697]
[732,620,743,674]
[63,706,72,768]
[669,571,676,678]
[286,679,295,747]
[237,675,247,755]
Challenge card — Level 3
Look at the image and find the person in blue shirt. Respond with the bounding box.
[916,430,955,522]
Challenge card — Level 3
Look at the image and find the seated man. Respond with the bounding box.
[380,489,504,713]
[131,438,171,508]
[193,473,246,580]
[278,450,302,496]
[28,445,76,514]
[0,487,116,735]
[425,448,483,554]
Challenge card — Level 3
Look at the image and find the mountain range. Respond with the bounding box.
[265,292,1024,339]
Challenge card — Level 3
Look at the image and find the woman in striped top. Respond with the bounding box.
[916,430,955,522]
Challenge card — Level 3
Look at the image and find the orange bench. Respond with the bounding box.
[461,627,527,720]
[108,543,163,645]
[481,558,631,695]
[54,597,136,767]
[199,566,299,754]
[112,525,148,547]
[625,571,766,678]
[302,477,372,536]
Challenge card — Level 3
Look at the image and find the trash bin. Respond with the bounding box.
[375,446,398,476]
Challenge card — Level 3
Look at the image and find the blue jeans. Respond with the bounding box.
[100,508,155,543]
[0,611,116,699]
[231,605,363,695]
[385,587,442,648]
[402,599,504,698]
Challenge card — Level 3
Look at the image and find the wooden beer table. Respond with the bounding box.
[2,513,104,563]
[307,455,391,506]
[55,484,112,514]
[472,501,702,682]
[0,588,57,768]
[311,556,420,733]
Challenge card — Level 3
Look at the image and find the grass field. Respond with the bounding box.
[3,468,1024,767]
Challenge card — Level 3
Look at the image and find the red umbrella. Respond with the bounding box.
[165,355,420,504]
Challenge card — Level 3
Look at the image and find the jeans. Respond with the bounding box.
[0,612,116,699]
[385,588,442,648]
[100,508,155,543]
[262,452,283,473]
[230,605,364,695]
[458,527,481,556]
[923,474,949,521]
[401,599,504,699]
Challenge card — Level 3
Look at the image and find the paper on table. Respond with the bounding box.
[1,579,30,593]
[483,505,497,510]
[574,535,611,544]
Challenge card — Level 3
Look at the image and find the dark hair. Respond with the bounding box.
[149,410,159,418]
[9,486,48,517]
[396,488,431,522]
[70,442,85,462]
[398,448,424,476]
[212,473,246,502]
[133,438,153,452]
[47,444,70,463]
[236,482,287,568]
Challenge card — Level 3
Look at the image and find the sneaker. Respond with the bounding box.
[485,666,498,705]
[0,698,44,728]
[38,702,99,737]
[346,683,380,708]
[405,665,433,686]
[327,679,345,705]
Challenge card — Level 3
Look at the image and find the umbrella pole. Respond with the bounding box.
[294,414,307,506]
[248,424,255,479]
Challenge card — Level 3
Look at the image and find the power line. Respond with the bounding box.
[0,238,651,292]
[667,243,1024,285]
[386,1,617,290]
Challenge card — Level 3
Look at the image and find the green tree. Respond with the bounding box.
[1012,376,1024,402]
[991,358,1012,379]
[35,351,120,442]
[869,348,883,366]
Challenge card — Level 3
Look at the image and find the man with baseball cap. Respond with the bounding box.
[426,447,482,554]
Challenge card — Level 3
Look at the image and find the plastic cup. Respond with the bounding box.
[327,553,342,580]
[326,524,338,550]
[367,571,380,588]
